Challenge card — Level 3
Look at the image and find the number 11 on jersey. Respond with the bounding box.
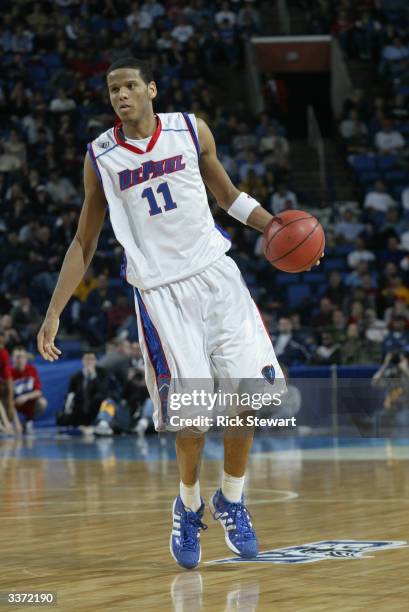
[142,182,178,217]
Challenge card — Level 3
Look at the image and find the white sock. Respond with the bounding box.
[221,471,245,503]
[180,481,201,512]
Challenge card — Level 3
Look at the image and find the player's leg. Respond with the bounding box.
[208,255,286,558]
[210,415,259,558]
[133,284,210,569]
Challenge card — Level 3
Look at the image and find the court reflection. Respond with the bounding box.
[171,572,260,612]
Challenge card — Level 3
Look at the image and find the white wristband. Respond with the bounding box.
[227,192,260,225]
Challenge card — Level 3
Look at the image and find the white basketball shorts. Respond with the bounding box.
[133,255,286,431]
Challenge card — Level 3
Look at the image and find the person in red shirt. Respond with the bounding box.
[11,346,48,433]
[0,331,22,435]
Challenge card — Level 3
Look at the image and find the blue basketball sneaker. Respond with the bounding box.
[209,489,259,558]
[170,496,208,569]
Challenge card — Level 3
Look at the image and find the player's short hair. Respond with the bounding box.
[106,57,154,84]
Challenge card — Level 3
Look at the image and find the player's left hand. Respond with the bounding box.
[306,252,324,272]
[37,312,62,362]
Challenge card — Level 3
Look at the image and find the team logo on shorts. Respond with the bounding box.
[206,540,407,565]
[261,364,276,385]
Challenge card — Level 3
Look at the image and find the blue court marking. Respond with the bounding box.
[0,434,407,462]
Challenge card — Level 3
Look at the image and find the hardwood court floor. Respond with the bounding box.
[0,435,408,611]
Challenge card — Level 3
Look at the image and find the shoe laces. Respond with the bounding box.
[216,501,254,540]
[182,510,208,550]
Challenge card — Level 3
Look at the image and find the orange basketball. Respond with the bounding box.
[262,210,325,273]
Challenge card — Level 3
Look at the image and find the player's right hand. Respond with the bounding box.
[37,313,62,362]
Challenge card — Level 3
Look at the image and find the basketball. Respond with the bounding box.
[262,210,325,273]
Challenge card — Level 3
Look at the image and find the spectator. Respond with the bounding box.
[329,309,348,344]
[238,150,266,181]
[372,351,409,432]
[0,142,22,173]
[171,16,194,45]
[11,346,47,434]
[106,295,134,339]
[334,208,365,242]
[311,297,335,329]
[375,119,406,154]
[364,308,388,344]
[259,125,290,165]
[98,337,132,389]
[270,182,298,215]
[215,1,237,28]
[324,270,346,308]
[311,332,341,365]
[382,37,409,63]
[271,317,309,366]
[11,25,34,54]
[340,323,381,365]
[340,110,367,140]
[49,88,76,113]
[383,316,409,355]
[384,299,409,325]
[0,330,22,435]
[45,170,78,205]
[56,352,110,428]
[364,180,397,214]
[347,237,376,269]
[402,186,409,212]
[10,296,41,348]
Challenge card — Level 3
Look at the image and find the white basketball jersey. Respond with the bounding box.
[88,112,231,290]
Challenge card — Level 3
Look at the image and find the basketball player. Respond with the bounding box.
[37,58,320,569]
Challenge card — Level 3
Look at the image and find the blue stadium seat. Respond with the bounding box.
[111,18,127,33]
[59,339,83,359]
[376,155,398,170]
[300,272,326,284]
[29,65,48,83]
[41,54,62,69]
[323,258,346,272]
[398,86,409,97]
[383,170,409,184]
[286,284,311,309]
[334,244,354,256]
[108,278,126,289]
[350,155,376,172]
[358,170,381,185]
[275,272,300,285]
[392,184,407,200]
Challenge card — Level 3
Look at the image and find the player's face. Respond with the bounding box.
[107,68,157,123]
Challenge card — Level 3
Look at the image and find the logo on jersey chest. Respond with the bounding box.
[118,154,186,191]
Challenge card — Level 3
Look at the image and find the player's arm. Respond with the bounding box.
[37,153,107,362]
[197,118,272,232]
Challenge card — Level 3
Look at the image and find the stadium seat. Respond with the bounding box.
[286,284,311,309]
[350,155,376,172]
[376,155,398,170]
[392,185,407,200]
[358,171,381,185]
[334,244,354,256]
[58,339,83,359]
[383,170,409,185]
[323,258,346,272]
[300,272,326,284]
[274,272,300,285]
[398,86,409,97]
[41,54,62,69]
